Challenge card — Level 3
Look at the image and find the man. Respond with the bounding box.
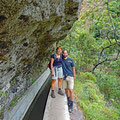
[62,50,76,113]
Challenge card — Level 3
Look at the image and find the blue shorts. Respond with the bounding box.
[52,66,63,80]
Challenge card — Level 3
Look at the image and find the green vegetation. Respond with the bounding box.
[75,73,119,120]
[0,90,8,98]
[32,78,36,84]
[0,106,5,119]
[59,0,120,119]
[9,93,22,108]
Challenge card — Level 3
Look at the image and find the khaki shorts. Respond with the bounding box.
[62,76,74,89]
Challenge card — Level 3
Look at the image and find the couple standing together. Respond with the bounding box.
[50,46,76,113]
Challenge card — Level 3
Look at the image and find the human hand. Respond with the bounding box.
[51,72,54,76]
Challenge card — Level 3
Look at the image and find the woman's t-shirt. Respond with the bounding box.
[51,54,62,68]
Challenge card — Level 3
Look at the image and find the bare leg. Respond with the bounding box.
[58,78,64,95]
[51,79,56,90]
[51,79,56,98]
[65,88,70,97]
[69,89,73,101]
[58,78,62,89]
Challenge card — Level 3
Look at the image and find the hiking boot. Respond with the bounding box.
[67,97,71,106]
[68,103,71,112]
[58,89,64,96]
[69,101,73,113]
[69,107,73,113]
[51,92,56,98]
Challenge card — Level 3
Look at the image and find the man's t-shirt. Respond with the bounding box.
[62,57,75,77]
[51,54,62,68]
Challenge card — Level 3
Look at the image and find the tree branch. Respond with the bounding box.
[91,50,120,73]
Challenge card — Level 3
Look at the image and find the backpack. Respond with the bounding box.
[48,54,62,69]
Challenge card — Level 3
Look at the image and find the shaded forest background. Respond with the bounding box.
[59,0,120,119]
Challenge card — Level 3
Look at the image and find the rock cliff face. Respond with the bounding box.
[0,0,81,118]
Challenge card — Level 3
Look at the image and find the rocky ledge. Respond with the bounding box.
[0,0,81,119]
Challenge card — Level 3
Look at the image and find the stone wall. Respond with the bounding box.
[0,0,81,119]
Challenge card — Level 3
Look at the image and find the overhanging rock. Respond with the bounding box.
[0,0,82,118]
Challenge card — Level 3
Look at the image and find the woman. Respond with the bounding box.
[50,46,64,98]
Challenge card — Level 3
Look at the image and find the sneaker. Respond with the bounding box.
[51,92,56,98]
[58,90,64,96]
